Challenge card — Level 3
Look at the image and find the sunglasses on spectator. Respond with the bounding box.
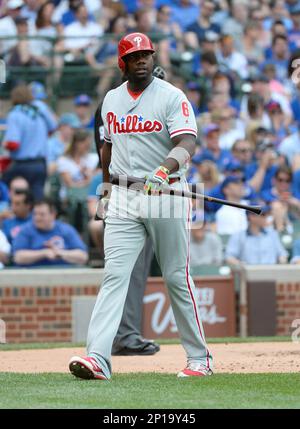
[235,148,252,153]
[276,176,291,183]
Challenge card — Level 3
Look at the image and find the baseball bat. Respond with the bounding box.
[110,174,262,215]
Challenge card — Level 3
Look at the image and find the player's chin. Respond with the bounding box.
[133,70,149,80]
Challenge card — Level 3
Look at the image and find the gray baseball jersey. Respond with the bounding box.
[86,77,212,378]
[101,77,197,178]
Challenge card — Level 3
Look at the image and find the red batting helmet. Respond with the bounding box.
[118,32,155,72]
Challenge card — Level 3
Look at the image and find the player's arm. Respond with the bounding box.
[161,133,196,174]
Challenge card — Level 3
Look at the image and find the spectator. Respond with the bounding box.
[73,94,94,129]
[279,123,300,165]
[185,0,220,49]
[217,34,249,79]
[212,107,245,150]
[0,0,25,59]
[0,229,11,269]
[222,0,249,49]
[58,3,103,64]
[262,35,290,82]
[57,128,98,200]
[46,113,81,175]
[2,189,33,243]
[30,1,58,68]
[241,20,265,70]
[190,221,223,267]
[2,84,57,199]
[288,2,300,49]
[20,0,41,22]
[186,82,201,116]
[290,237,300,264]
[265,100,292,147]
[241,74,293,126]
[215,175,248,235]
[188,152,220,191]
[7,16,48,67]
[225,204,288,265]
[12,198,88,267]
[243,92,271,129]
[194,123,231,172]
[170,0,200,31]
[261,165,300,232]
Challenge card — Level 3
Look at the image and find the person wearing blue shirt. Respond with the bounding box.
[2,189,33,244]
[192,123,232,172]
[170,0,200,31]
[73,94,95,130]
[47,113,81,174]
[13,198,88,267]
[2,85,57,199]
[225,204,288,265]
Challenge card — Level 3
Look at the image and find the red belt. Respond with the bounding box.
[169,177,180,184]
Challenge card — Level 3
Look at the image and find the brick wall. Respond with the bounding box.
[276,282,300,336]
[0,285,99,343]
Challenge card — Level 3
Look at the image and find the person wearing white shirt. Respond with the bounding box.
[217,34,249,79]
[216,176,248,235]
[0,0,24,57]
[62,3,103,58]
[0,229,11,269]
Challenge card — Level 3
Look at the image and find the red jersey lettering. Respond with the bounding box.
[107,112,163,135]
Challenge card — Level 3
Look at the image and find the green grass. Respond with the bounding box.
[0,373,299,409]
[0,336,291,351]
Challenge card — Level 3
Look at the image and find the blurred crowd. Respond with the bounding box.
[1,0,300,269]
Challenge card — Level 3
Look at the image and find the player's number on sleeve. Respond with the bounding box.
[181,101,189,117]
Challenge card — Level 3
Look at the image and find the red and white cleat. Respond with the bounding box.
[69,356,108,380]
[177,362,213,378]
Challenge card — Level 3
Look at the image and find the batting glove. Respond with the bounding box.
[144,166,170,195]
[94,184,111,220]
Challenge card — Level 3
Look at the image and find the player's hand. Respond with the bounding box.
[95,195,110,220]
[144,166,170,195]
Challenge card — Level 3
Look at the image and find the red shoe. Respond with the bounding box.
[69,356,108,380]
[177,362,213,378]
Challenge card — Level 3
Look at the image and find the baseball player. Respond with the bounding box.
[69,32,213,380]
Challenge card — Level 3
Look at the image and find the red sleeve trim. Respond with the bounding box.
[170,128,197,138]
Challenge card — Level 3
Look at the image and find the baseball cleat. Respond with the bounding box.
[69,356,108,380]
[177,362,213,378]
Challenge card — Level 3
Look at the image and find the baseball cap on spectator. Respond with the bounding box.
[7,0,24,9]
[187,81,200,91]
[74,94,91,106]
[29,81,47,100]
[265,100,282,113]
[58,113,81,128]
[221,175,244,191]
[203,123,220,136]
[224,159,245,173]
[192,151,216,165]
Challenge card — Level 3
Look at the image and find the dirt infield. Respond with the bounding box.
[0,342,299,373]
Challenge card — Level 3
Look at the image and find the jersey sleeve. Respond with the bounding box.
[166,92,197,140]
[101,97,112,144]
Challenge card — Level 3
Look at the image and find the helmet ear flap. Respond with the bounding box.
[118,57,125,72]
